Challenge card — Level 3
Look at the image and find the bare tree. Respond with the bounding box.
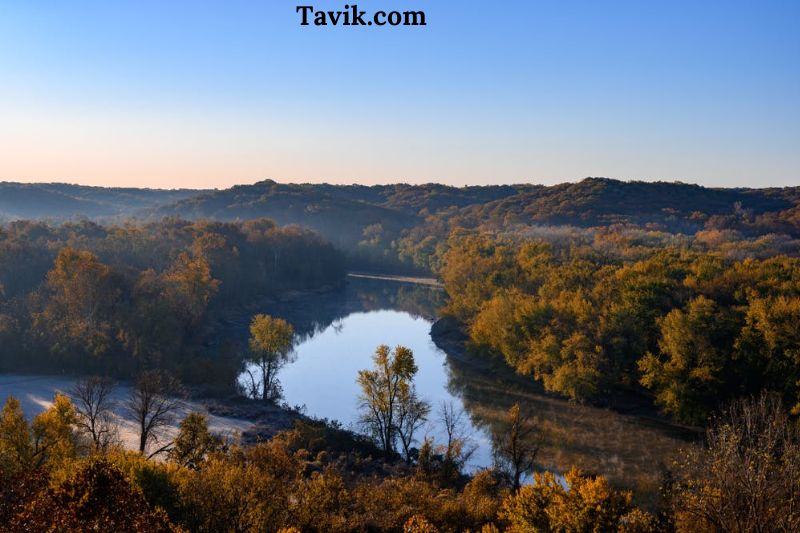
[438,401,476,484]
[70,376,118,452]
[493,403,541,491]
[395,383,430,463]
[672,392,800,532]
[126,370,184,458]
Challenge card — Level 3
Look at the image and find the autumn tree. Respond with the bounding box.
[670,393,800,532]
[35,247,120,360]
[0,394,79,472]
[162,252,220,330]
[396,381,430,463]
[244,314,295,402]
[0,396,33,472]
[500,467,633,532]
[735,295,800,412]
[30,393,80,469]
[493,403,541,492]
[639,296,739,424]
[357,345,424,459]
[168,412,226,469]
[70,376,118,452]
[8,458,177,532]
[437,401,475,485]
[440,235,520,322]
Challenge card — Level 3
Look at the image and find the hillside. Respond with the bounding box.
[4,178,800,268]
[0,182,205,220]
[453,178,798,235]
[145,180,534,248]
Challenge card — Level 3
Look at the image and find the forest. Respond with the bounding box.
[2,179,800,531]
[439,233,800,424]
[0,218,345,383]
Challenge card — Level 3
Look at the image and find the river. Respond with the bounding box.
[236,275,693,504]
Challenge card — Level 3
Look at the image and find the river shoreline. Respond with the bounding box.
[428,316,701,438]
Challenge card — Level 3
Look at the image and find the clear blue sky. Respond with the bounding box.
[0,0,798,189]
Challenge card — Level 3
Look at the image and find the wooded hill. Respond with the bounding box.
[0,182,203,220]
[4,178,800,270]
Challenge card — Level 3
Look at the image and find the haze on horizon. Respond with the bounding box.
[1,1,798,190]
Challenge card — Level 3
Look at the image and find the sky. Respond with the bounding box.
[0,0,798,189]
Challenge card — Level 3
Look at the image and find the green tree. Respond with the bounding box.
[244,314,295,402]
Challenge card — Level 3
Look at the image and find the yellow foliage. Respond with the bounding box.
[500,467,632,533]
[404,514,440,533]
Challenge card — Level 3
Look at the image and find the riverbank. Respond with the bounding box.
[428,315,699,507]
[430,316,700,434]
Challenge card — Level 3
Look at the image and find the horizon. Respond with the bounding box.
[1,1,798,189]
[2,174,797,192]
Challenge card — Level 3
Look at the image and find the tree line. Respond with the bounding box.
[0,218,345,384]
[439,233,800,425]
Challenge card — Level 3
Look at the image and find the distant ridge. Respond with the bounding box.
[3,178,799,246]
[0,182,207,220]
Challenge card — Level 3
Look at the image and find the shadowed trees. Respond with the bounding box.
[126,370,184,457]
[168,412,226,469]
[70,376,118,453]
[33,248,121,363]
[7,458,176,532]
[670,393,800,532]
[492,403,541,492]
[0,218,346,386]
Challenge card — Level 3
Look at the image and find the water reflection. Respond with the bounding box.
[442,347,693,503]
[264,310,493,469]
[232,277,691,503]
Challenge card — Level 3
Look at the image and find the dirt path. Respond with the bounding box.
[0,374,255,454]
[347,272,443,288]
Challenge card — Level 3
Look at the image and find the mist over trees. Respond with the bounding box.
[0,218,345,385]
[5,178,800,275]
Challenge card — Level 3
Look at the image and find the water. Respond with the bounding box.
[235,276,693,502]
[274,309,493,469]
